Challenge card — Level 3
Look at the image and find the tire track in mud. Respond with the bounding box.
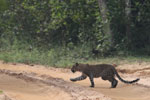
[1,62,150,100]
[0,92,15,100]
[117,67,150,75]
[0,69,111,100]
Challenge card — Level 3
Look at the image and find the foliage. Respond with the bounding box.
[0,0,150,66]
[0,0,103,47]
[107,0,150,50]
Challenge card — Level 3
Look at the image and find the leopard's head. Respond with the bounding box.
[71,63,79,73]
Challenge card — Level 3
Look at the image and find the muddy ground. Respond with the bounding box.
[0,61,150,100]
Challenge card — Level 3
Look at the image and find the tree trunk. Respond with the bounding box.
[97,0,112,45]
[125,0,131,47]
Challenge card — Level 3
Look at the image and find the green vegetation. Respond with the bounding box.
[0,0,150,67]
[0,90,3,94]
[0,45,150,67]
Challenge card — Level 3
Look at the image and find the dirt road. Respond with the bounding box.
[0,61,150,100]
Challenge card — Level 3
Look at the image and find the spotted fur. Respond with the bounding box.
[70,63,140,88]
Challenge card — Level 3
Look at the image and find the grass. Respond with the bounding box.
[0,90,3,94]
[0,42,150,67]
[0,46,150,68]
[0,46,89,67]
[88,56,150,65]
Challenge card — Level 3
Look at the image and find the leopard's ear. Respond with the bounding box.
[75,63,79,66]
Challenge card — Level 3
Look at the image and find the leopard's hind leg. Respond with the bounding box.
[109,77,118,88]
[101,70,118,88]
[102,76,118,88]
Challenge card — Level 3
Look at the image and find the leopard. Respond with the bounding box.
[70,63,140,88]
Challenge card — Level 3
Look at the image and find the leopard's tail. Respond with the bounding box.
[113,68,140,84]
